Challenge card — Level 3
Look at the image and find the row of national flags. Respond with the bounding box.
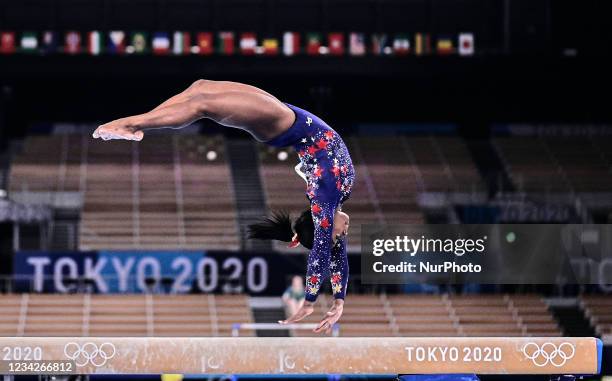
[0,31,475,56]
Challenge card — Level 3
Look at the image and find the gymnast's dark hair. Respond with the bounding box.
[247,209,315,250]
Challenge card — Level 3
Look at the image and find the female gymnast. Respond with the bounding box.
[92,80,355,334]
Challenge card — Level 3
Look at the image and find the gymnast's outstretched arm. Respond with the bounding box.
[93,80,294,142]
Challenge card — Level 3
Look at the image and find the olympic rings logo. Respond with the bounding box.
[521,342,575,367]
[64,342,116,367]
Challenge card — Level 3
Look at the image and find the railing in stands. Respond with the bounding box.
[231,323,340,337]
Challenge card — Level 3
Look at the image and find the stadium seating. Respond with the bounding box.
[494,136,612,193]
[581,295,612,340]
[450,294,560,336]
[287,294,560,337]
[0,294,253,337]
[9,132,487,251]
[405,136,486,193]
[9,135,79,192]
[0,293,560,338]
[9,134,240,250]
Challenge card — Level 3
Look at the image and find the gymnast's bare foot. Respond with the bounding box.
[93,118,144,141]
[278,301,314,324]
[314,299,343,334]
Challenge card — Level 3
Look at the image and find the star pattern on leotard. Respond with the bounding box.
[331,272,343,295]
[306,273,322,295]
[284,105,355,303]
[293,122,353,204]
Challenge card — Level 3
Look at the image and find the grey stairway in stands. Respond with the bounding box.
[466,139,515,197]
[225,139,271,251]
[252,307,290,337]
[552,305,596,337]
[50,208,80,250]
[249,297,290,337]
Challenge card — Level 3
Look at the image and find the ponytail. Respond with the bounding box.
[247,210,293,243]
[248,208,315,250]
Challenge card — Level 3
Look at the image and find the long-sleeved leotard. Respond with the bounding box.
[267,104,355,302]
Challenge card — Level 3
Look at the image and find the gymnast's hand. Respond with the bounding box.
[278,301,314,325]
[314,299,344,334]
[93,118,144,141]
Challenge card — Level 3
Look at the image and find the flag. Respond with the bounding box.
[349,32,365,56]
[393,34,411,55]
[415,33,432,56]
[262,38,279,55]
[65,31,81,54]
[282,32,300,56]
[196,32,213,55]
[437,38,453,54]
[130,32,148,54]
[458,33,475,56]
[20,32,38,53]
[0,32,16,54]
[41,31,58,54]
[152,32,170,55]
[217,32,234,55]
[436,35,454,55]
[306,33,321,55]
[415,33,423,55]
[107,31,126,54]
[172,31,191,55]
[371,33,389,55]
[87,31,102,55]
[328,33,344,55]
[239,32,257,55]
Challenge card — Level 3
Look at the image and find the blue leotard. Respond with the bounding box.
[266,103,355,301]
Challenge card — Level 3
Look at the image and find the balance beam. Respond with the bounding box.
[0,337,602,375]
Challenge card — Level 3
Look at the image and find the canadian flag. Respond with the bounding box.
[458,33,475,56]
